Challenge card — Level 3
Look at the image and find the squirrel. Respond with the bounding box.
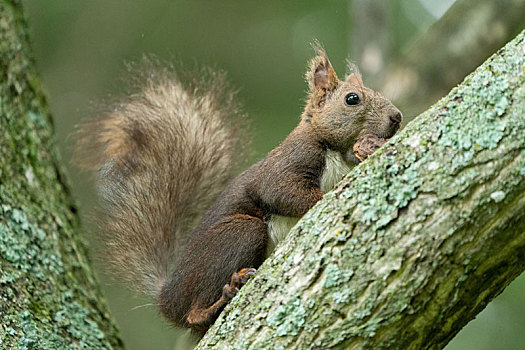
[76,45,402,337]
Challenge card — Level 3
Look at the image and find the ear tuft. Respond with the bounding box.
[345,60,364,86]
[306,41,339,93]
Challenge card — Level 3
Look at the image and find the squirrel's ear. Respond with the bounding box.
[307,54,338,92]
[345,61,363,86]
[306,42,339,107]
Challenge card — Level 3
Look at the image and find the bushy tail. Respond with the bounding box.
[76,62,248,298]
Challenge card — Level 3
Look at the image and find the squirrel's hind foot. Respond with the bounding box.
[187,267,256,331]
[225,267,256,298]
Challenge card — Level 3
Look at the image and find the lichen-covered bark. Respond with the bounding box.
[380,0,525,120]
[0,1,122,349]
[197,30,525,349]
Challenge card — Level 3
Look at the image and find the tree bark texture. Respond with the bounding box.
[379,0,525,121]
[0,1,122,349]
[197,30,525,349]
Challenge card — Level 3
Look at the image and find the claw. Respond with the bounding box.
[238,267,256,284]
[222,268,257,301]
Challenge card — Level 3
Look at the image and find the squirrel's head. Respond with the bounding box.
[302,45,402,156]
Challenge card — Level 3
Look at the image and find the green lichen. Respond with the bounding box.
[0,1,121,349]
[0,205,63,280]
[54,292,107,345]
[331,288,353,304]
[323,264,354,288]
[267,297,308,336]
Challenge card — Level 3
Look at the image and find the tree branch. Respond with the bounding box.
[197,30,525,349]
[0,1,122,348]
[380,0,525,120]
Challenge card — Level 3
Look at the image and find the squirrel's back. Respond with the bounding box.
[76,63,248,297]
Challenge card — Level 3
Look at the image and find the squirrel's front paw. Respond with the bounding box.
[222,268,256,300]
[353,134,387,162]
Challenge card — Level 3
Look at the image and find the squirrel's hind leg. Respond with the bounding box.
[183,214,268,334]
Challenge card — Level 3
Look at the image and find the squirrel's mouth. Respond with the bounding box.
[373,122,400,139]
[358,128,397,142]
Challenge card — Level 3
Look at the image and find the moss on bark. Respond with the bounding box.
[0,1,122,349]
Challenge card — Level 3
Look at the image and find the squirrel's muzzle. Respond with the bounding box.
[386,108,403,136]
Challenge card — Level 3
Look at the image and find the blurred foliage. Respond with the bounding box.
[21,1,525,349]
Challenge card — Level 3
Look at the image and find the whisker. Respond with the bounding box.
[130,303,157,311]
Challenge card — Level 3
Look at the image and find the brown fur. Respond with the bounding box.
[78,47,402,336]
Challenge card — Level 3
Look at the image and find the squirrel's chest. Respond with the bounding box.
[319,149,353,192]
[265,150,352,256]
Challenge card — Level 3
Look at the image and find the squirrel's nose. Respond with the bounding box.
[389,111,402,125]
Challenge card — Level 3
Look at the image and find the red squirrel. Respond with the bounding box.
[76,45,402,336]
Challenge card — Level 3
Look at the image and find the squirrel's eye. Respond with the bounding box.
[344,92,360,106]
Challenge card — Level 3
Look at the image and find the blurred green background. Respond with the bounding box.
[22,1,525,349]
